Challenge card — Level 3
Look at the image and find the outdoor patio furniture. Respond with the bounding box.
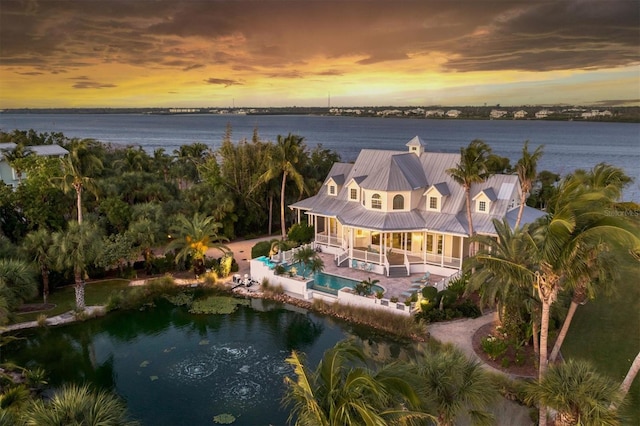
[411,271,430,284]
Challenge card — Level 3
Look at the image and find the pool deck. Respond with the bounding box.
[216,238,454,301]
[312,252,445,300]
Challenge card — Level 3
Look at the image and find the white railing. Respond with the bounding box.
[433,269,463,291]
[316,233,341,247]
[403,253,410,277]
[351,248,383,264]
[335,249,349,267]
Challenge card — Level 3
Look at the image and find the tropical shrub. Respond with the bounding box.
[251,240,272,258]
[481,335,509,360]
[287,223,314,244]
[421,285,438,301]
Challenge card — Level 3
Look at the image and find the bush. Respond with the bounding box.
[251,241,272,258]
[481,335,508,360]
[435,289,457,309]
[447,273,468,298]
[287,223,314,244]
[456,299,481,318]
[421,286,438,301]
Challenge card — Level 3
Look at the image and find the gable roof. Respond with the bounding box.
[360,152,427,191]
[291,137,541,237]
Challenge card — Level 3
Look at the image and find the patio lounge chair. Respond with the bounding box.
[411,271,430,284]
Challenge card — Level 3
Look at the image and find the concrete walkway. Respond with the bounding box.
[3,306,106,333]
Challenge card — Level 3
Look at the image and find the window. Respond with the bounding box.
[392,194,404,210]
[350,188,358,200]
[478,200,487,212]
[371,193,382,209]
[329,185,336,195]
[429,196,438,210]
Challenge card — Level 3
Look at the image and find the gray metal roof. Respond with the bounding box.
[329,174,345,186]
[290,138,542,237]
[0,143,68,157]
[405,135,427,148]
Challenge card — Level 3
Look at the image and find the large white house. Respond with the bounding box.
[290,136,545,278]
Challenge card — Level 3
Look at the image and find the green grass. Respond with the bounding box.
[562,263,640,424]
[13,279,133,323]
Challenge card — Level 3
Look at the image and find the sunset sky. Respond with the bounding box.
[1,0,638,108]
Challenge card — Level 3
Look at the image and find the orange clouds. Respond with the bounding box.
[0,0,638,107]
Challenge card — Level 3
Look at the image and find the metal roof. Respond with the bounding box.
[290,138,541,237]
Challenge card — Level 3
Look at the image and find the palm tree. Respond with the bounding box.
[0,258,38,324]
[50,221,101,311]
[466,219,539,352]
[165,212,230,277]
[257,134,308,239]
[515,141,544,228]
[616,350,640,407]
[21,228,54,303]
[23,383,139,426]
[413,345,497,426]
[446,139,492,256]
[525,359,623,426]
[547,165,639,363]
[55,140,103,224]
[292,245,324,278]
[283,340,427,426]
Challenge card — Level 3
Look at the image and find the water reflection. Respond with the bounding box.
[5,299,410,425]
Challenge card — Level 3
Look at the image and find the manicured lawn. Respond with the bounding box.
[13,279,132,323]
[562,263,640,424]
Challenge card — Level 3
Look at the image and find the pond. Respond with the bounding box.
[4,298,416,426]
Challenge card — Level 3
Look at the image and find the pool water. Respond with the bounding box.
[314,272,384,294]
[283,262,383,295]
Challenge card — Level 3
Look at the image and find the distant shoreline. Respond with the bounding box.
[1,106,639,123]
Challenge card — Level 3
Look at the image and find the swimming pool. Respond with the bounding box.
[313,272,385,295]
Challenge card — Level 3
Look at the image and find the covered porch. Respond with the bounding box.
[308,214,467,276]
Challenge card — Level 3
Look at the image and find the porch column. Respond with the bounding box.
[440,234,445,268]
[458,236,463,270]
[423,231,427,265]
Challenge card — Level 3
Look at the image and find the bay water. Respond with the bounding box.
[1,113,638,200]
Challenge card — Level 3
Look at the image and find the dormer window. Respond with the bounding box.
[473,188,496,215]
[429,196,438,210]
[328,184,336,195]
[371,193,382,209]
[350,188,358,200]
[392,194,404,210]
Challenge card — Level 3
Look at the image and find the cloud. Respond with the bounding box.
[204,78,242,87]
[70,76,116,89]
[2,0,637,75]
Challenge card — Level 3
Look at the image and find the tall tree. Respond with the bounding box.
[446,139,492,256]
[50,221,101,311]
[548,164,639,362]
[55,140,103,224]
[165,212,230,277]
[526,359,623,426]
[21,228,54,303]
[515,141,544,228]
[257,134,308,239]
[466,219,539,354]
